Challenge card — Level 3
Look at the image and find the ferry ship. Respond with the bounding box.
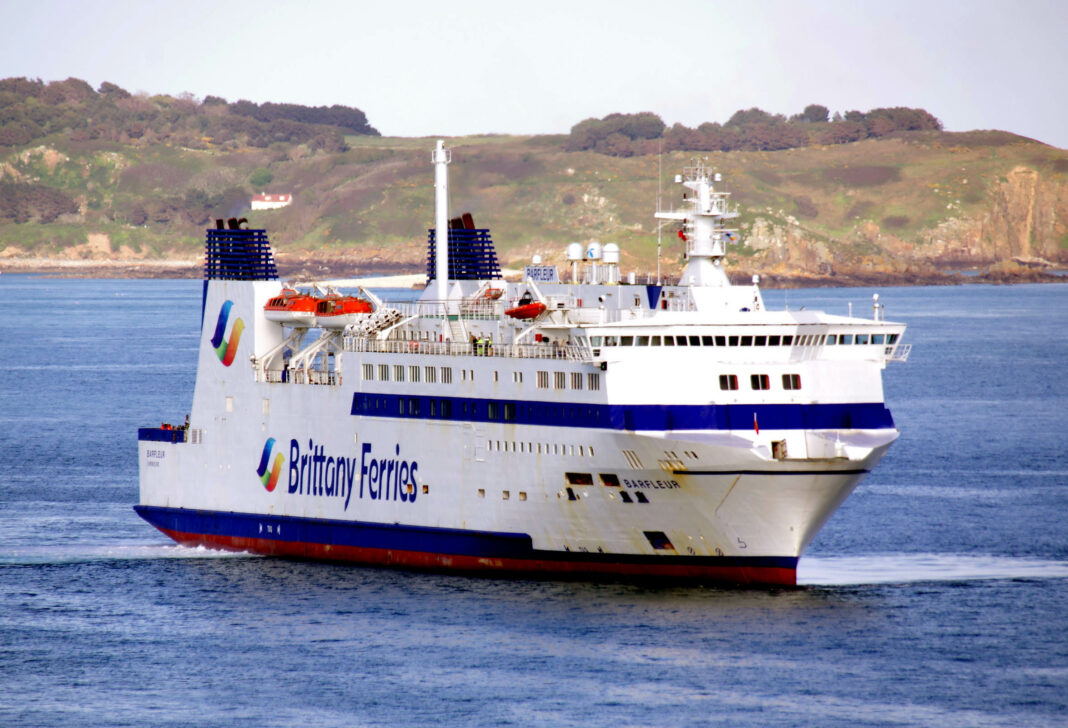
[135,141,910,585]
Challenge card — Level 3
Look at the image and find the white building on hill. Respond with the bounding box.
[251,193,292,211]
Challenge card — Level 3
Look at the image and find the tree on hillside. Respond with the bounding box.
[793,104,829,123]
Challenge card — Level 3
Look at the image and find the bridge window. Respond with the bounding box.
[856,333,870,345]
[839,334,853,345]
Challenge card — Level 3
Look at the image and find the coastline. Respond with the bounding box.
[1,255,1063,287]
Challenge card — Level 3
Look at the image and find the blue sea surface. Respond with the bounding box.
[1,276,1066,727]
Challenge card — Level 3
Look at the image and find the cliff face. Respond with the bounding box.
[739,163,1068,277]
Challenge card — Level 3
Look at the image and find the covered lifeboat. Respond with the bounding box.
[316,295,374,329]
[264,288,319,326]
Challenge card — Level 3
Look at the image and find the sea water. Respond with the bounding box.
[0,276,1066,727]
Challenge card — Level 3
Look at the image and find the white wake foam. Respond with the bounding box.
[799,553,1068,586]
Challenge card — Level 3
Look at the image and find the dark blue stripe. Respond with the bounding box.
[138,427,186,443]
[133,505,798,570]
[351,392,894,431]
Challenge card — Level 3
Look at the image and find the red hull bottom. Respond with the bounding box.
[157,527,798,587]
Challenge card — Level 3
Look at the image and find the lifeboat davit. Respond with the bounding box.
[264,288,319,326]
[316,295,374,329]
[504,301,547,320]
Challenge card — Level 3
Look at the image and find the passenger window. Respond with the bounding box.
[769,335,781,346]
[676,336,688,346]
[621,336,634,346]
[728,336,739,346]
[689,336,700,346]
[715,336,726,346]
[637,336,649,346]
[740,336,752,346]
[702,336,714,346]
[651,336,661,346]
[719,374,739,390]
[663,336,675,346]
[755,336,766,346]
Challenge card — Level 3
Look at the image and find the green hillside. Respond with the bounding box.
[1,79,1066,282]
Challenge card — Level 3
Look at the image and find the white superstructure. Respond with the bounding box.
[136,144,909,585]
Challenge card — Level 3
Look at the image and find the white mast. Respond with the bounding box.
[432,140,451,301]
[655,161,738,287]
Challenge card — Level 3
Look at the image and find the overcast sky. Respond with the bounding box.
[3,0,1066,148]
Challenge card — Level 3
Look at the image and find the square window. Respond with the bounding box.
[754,335,766,346]
[621,336,634,346]
[728,336,739,346]
[663,336,675,346]
[751,374,770,390]
[719,374,738,390]
[702,335,714,346]
[769,335,781,346]
[782,335,794,346]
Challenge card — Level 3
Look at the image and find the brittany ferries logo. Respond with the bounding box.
[209,300,244,367]
[256,438,284,492]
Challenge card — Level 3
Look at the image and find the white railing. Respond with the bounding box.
[256,368,340,385]
[342,337,593,362]
[887,343,911,362]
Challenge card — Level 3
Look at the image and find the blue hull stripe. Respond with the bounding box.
[133,505,798,570]
[351,393,894,431]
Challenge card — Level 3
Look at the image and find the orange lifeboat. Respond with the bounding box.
[264,288,319,326]
[504,301,547,320]
[316,295,374,329]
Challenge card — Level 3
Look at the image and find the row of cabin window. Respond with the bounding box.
[593,332,900,347]
[361,364,600,392]
[720,373,802,391]
[362,364,454,383]
[536,371,601,391]
[490,440,595,457]
[355,395,603,425]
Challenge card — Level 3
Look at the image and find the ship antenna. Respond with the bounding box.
[656,141,663,285]
[432,140,451,302]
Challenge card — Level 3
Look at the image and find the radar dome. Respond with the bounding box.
[566,243,584,261]
[603,243,620,264]
[585,242,603,260]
